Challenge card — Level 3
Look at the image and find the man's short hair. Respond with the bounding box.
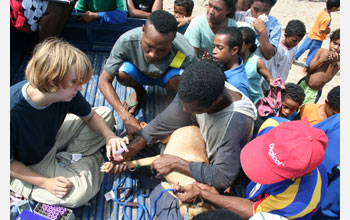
[285,19,306,38]
[282,83,305,106]
[178,60,225,107]
[330,28,340,42]
[327,85,340,113]
[25,37,92,93]
[253,0,277,7]
[217,26,243,52]
[327,0,340,9]
[147,10,178,34]
[174,0,194,16]
[193,209,243,220]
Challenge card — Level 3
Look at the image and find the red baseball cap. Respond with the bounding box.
[240,119,328,184]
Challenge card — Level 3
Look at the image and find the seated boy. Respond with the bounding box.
[279,83,305,119]
[298,28,340,104]
[262,19,306,91]
[296,85,339,126]
[75,0,128,24]
[212,26,250,97]
[10,37,128,208]
[173,0,194,28]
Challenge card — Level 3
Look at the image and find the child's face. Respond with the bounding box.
[329,38,340,54]
[250,1,272,18]
[280,98,300,118]
[212,34,234,64]
[174,4,188,18]
[284,34,303,49]
[56,65,83,102]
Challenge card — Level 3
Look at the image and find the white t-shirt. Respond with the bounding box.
[262,40,298,90]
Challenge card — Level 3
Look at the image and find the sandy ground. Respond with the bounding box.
[164,0,340,103]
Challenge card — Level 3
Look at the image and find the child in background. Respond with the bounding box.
[75,0,128,24]
[297,85,339,126]
[239,26,274,103]
[294,0,340,68]
[298,28,340,105]
[211,26,250,97]
[279,83,305,120]
[262,20,306,91]
[173,0,194,27]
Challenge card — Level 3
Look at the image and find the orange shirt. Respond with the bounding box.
[299,103,323,126]
[308,9,331,41]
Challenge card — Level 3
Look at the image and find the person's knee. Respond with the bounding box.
[94,106,115,129]
[116,71,140,87]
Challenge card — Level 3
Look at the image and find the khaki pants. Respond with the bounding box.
[10,106,115,208]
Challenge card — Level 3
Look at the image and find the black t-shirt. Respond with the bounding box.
[132,0,154,12]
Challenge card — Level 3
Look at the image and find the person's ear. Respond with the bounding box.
[231,46,239,55]
[142,24,145,33]
[284,32,288,39]
[325,98,329,106]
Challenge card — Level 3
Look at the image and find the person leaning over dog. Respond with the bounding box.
[175,118,329,220]
[107,60,257,219]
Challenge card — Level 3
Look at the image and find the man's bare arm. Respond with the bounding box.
[98,70,141,136]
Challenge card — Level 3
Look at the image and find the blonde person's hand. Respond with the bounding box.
[78,11,99,23]
[106,136,129,161]
[43,176,73,198]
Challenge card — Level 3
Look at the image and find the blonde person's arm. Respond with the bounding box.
[257,58,275,87]
[82,110,129,160]
[10,160,73,198]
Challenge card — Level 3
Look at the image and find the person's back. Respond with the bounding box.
[312,113,340,220]
[297,85,339,126]
[244,118,329,220]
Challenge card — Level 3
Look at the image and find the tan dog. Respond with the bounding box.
[101,125,214,219]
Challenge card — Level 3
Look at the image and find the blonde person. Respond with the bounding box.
[10,37,128,208]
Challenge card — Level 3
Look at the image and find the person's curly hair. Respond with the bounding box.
[285,19,306,38]
[330,28,340,42]
[178,60,225,107]
[327,85,340,113]
[281,83,305,105]
[147,10,178,34]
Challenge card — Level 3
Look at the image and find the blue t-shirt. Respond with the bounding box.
[224,57,250,98]
[10,81,92,165]
[247,117,328,219]
[312,113,340,219]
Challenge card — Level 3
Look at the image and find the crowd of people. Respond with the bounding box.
[10,0,340,219]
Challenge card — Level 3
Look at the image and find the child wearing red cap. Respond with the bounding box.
[174,118,329,220]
